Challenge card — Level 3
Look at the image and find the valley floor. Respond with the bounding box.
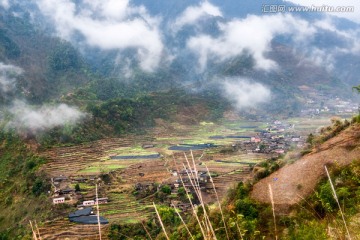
[35,115,341,239]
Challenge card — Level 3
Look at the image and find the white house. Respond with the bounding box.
[83,200,95,206]
[53,197,65,204]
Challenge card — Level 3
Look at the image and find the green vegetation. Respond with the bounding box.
[0,13,93,104]
[49,43,82,72]
[107,151,360,239]
[283,161,360,239]
[304,118,352,151]
[0,29,20,59]
[78,164,126,174]
[0,131,54,239]
[108,220,161,240]
[0,8,360,240]
[74,183,80,192]
[105,146,157,156]
[161,185,171,194]
[38,89,229,147]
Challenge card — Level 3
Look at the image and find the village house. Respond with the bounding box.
[179,169,197,176]
[83,200,95,206]
[68,207,109,224]
[291,136,301,142]
[274,120,282,125]
[199,172,210,183]
[59,188,74,195]
[251,137,261,143]
[273,149,285,154]
[134,182,155,191]
[96,197,108,204]
[79,197,109,208]
[174,168,210,193]
[71,177,87,183]
[52,176,68,188]
[53,197,65,204]
[142,144,155,149]
[170,200,192,212]
[53,176,67,183]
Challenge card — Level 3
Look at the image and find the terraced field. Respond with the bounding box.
[166,151,261,200]
[38,136,162,238]
[38,219,109,240]
[37,117,326,238]
[287,117,332,135]
[100,192,154,224]
[40,136,155,177]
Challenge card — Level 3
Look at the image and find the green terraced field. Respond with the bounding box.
[78,164,126,173]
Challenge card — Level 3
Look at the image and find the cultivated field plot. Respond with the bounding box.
[100,192,154,224]
[40,136,156,177]
[38,219,109,240]
[288,117,332,135]
[153,120,264,147]
[38,117,329,238]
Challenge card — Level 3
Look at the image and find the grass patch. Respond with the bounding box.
[105,146,158,156]
[122,218,143,224]
[200,121,214,126]
[70,182,95,190]
[78,164,125,173]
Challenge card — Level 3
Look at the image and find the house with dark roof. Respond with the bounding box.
[68,207,109,225]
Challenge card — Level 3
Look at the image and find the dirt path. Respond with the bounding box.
[251,124,360,213]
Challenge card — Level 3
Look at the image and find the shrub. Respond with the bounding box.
[32,178,50,196]
[75,184,81,192]
[161,185,171,194]
[235,197,258,219]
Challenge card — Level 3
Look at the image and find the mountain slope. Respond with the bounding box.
[251,122,360,212]
[0,12,92,103]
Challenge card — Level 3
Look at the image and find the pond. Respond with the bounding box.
[209,135,251,139]
[110,153,161,160]
[168,143,217,151]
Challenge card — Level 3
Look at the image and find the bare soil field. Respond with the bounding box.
[251,124,360,213]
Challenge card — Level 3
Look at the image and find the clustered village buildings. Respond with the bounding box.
[51,176,108,206]
[50,119,307,216]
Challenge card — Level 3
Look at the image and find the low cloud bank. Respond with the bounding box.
[221,78,271,110]
[187,14,315,72]
[172,1,222,32]
[0,62,23,93]
[0,62,86,134]
[6,100,86,133]
[36,0,164,72]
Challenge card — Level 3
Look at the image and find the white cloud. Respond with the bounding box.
[173,1,222,31]
[299,16,360,70]
[0,62,23,93]
[0,0,9,9]
[7,100,86,133]
[187,14,316,71]
[221,78,271,110]
[313,16,358,40]
[82,0,130,21]
[0,63,86,134]
[36,0,164,72]
[302,47,335,71]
